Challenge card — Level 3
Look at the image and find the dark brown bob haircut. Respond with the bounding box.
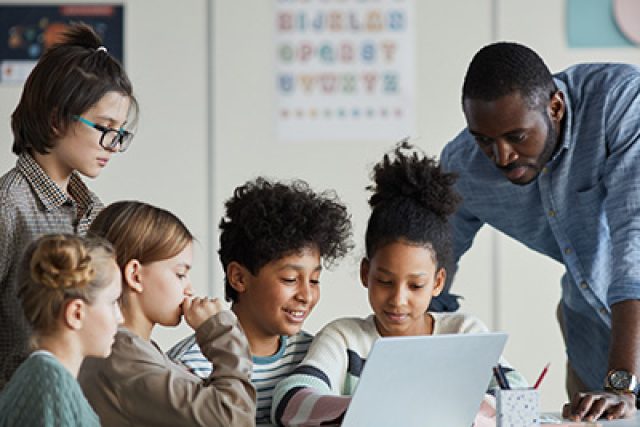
[11,22,138,155]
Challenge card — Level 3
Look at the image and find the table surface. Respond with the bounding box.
[542,412,640,426]
[259,413,640,426]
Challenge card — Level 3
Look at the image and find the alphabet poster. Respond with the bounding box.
[275,0,416,143]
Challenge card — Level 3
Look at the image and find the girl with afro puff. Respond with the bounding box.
[271,142,527,426]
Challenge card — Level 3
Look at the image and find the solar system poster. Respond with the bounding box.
[0,4,124,84]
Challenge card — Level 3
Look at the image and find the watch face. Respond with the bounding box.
[610,370,632,389]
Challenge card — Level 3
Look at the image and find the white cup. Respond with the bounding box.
[496,388,540,427]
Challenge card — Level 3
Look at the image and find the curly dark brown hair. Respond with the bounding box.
[220,178,353,302]
[365,141,461,273]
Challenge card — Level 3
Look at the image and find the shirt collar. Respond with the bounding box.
[68,171,96,211]
[16,152,97,212]
[551,77,574,159]
[252,336,289,364]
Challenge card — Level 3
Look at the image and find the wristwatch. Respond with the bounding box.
[604,369,640,395]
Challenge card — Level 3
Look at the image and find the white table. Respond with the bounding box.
[259,413,640,426]
[543,412,640,426]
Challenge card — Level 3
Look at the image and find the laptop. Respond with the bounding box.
[341,332,508,427]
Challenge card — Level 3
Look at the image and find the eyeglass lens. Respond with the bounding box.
[101,129,132,152]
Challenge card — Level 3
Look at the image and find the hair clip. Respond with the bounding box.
[96,46,108,53]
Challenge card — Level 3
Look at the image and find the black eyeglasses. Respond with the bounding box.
[73,115,134,152]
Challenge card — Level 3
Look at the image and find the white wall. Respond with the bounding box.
[1,0,639,412]
[212,0,494,332]
[0,0,210,349]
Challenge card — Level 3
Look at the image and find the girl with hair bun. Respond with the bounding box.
[0,234,122,427]
[0,22,138,388]
[272,142,527,426]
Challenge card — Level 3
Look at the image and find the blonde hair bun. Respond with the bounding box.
[30,235,95,291]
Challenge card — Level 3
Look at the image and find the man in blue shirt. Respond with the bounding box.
[437,42,640,422]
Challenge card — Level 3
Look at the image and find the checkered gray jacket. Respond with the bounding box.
[0,153,102,389]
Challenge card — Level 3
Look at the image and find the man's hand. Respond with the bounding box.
[182,296,223,330]
[562,390,636,421]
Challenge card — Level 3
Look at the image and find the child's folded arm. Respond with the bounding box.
[116,310,257,427]
[273,385,351,427]
[272,321,356,426]
[95,316,256,427]
[192,310,256,423]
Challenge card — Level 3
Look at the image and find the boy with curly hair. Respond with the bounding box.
[168,177,352,424]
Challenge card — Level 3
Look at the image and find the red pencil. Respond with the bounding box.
[534,362,551,389]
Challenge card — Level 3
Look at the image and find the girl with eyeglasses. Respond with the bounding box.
[0,22,138,389]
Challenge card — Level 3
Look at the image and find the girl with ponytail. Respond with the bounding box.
[272,142,527,426]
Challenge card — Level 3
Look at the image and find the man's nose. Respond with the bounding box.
[492,140,518,167]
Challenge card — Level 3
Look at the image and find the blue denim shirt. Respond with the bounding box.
[439,63,640,390]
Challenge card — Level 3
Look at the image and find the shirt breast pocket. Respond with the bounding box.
[575,180,606,210]
[573,180,608,236]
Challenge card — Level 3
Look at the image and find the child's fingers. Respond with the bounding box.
[196,296,222,310]
[209,297,223,312]
[191,296,218,309]
[181,296,193,312]
[562,403,571,419]
[183,296,222,330]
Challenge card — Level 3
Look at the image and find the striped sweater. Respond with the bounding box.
[271,312,528,426]
[168,331,313,424]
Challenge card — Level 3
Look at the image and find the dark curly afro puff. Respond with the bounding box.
[219,178,353,302]
[365,141,461,273]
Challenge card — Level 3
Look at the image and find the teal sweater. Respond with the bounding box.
[0,351,99,427]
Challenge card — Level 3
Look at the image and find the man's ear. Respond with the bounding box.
[227,261,250,294]
[360,258,370,289]
[549,90,565,124]
[64,299,86,330]
[123,259,144,293]
[432,267,447,297]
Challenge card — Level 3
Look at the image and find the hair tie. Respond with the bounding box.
[96,46,108,53]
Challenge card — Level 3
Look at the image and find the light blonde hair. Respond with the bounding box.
[88,201,193,305]
[18,234,116,342]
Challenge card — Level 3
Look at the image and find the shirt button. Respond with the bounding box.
[564,247,572,255]
[548,210,556,217]
[580,281,588,289]
[543,167,549,174]
[600,307,608,315]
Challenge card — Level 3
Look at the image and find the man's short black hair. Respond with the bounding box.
[462,41,557,110]
[219,178,353,302]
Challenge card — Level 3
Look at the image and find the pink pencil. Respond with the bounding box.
[534,362,551,389]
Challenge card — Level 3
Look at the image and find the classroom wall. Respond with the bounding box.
[0,0,210,355]
[1,0,638,412]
